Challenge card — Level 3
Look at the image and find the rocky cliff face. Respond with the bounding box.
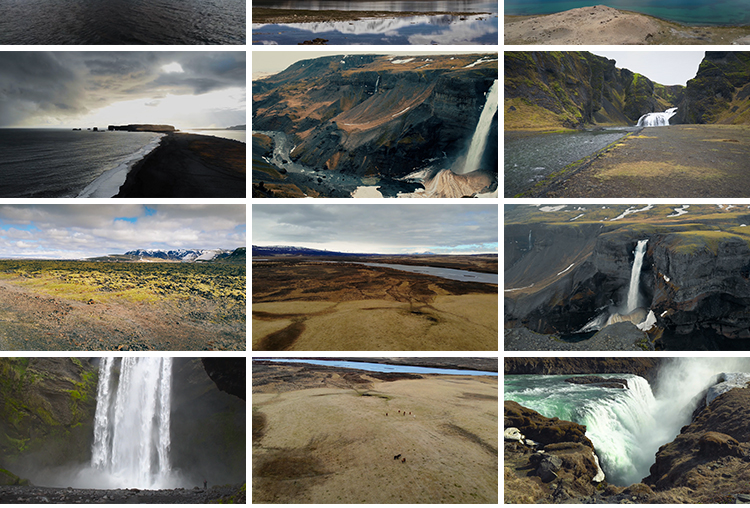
[505,51,683,129]
[676,52,750,124]
[0,358,98,475]
[253,54,498,179]
[505,206,750,349]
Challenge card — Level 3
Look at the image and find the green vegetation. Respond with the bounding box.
[0,259,245,304]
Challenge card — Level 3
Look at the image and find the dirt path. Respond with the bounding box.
[0,280,244,351]
[538,125,750,197]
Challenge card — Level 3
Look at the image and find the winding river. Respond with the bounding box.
[255,358,498,376]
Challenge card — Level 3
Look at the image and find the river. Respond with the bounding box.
[355,261,498,284]
[504,128,634,197]
[255,358,498,376]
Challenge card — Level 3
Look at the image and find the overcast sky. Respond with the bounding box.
[592,51,704,86]
[252,204,498,255]
[0,52,246,129]
[0,205,245,259]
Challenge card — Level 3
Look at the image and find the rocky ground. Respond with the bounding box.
[0,485,244,504]
[533,125,750,198]
[504,323,653,351]
[505,5,750,45]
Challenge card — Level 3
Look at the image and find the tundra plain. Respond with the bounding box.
[252,256,498,351]
[252,360,499,503]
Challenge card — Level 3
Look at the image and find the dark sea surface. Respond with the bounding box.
[0,129,164,198]
[0,0,245,44]
[253,0,497,44]
[504,0,750,25]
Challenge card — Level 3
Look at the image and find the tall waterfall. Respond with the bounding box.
[636,107,677,127]
[626,239,648,313]
[91,357,173,489]
[456,79,498,175]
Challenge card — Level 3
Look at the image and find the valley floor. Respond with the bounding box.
[253,362,498,503]
[505,5,750,45]
[252,260,498,351]
[528,125,750,198]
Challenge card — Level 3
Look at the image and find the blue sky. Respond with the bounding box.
[0,205,245,259]
[252,204,498,255]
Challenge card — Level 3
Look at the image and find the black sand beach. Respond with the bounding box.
[116,133,246,198]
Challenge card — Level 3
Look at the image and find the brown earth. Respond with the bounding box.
[535,125,750,198]
[252,260,498,351]
[253,362,498,503]
[505,5,750,45]
[0,279,244,351]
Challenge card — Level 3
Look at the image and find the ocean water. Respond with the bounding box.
[0,129,164,198]
[504,0,750,25]
[253,0,498,44]
[0,0,245,44]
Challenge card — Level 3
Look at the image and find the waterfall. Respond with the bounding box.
[625,239,648,313]
[91,357,173,489]
[456,79,498,175]
[636,107,677,127]
[528,230,532,251]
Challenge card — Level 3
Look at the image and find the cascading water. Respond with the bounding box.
[625,239,648,313]
[90,357,174,489]
[505,358,750,487]
[456,79,498,175]
[636,107,677,127]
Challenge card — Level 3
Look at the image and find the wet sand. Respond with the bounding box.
[116,133,245,198]
[505,5,750,45]
[531,125,750,198]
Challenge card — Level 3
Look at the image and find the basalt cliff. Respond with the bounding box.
[505,204,750,350]
[253,54,498,193]
[505,51,750,130]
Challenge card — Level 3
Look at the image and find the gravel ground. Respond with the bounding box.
[504,322,652,351]
[0,485,244,504]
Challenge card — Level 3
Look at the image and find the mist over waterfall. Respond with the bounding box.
[506,358,750,487]
[456,80,498,175]
[626,239,648,313]
[636,107,678,127]
[90,357,175,489]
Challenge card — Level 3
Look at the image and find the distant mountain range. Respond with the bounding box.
[252,245,493,257]
[91,247,246,264]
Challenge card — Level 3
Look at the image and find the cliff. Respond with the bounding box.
[108,124,176,133]
[505,51,683,130]
[253,54,498,179]
[504,205,750,349]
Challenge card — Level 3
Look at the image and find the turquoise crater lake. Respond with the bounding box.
[504,0,750,26]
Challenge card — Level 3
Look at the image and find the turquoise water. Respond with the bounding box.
[256,358,498,376]
[504,0,750,26]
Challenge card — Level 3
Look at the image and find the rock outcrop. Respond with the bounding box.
[253,54,498,180]
[108,124,176,132]
[505,358,662,383]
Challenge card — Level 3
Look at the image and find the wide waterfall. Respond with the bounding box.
[90,357,174,489]
[636,107,678,127]
[505,358,750,487]
[626,239,648,313]
[457,79,498,175]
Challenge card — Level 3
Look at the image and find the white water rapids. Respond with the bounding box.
[636,107,677,127]
[90,357,174,489]
[505,358,750,486]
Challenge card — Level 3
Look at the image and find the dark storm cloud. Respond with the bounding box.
[252,204,498,254]
[0,52,246,127]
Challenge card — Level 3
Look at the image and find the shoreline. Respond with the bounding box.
[504,5,750,44]
[253,7,491,24]
[115,132,246,198]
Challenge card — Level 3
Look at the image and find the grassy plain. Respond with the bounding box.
[0,260,245,351]
[252,361,498,503]
[252,257,498,351]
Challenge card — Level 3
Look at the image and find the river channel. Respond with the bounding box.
[504,128,634,197]
[316,260,498,284]
[255,358,498,376]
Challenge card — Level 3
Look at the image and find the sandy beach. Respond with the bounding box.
[116,133,246,198]
[505,5,750,45]
[253,361,498,503]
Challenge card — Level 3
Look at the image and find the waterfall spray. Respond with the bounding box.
[456,80,498,175]
[637,107,677,127]
[91,357,173,489]
[626,240,648,313]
